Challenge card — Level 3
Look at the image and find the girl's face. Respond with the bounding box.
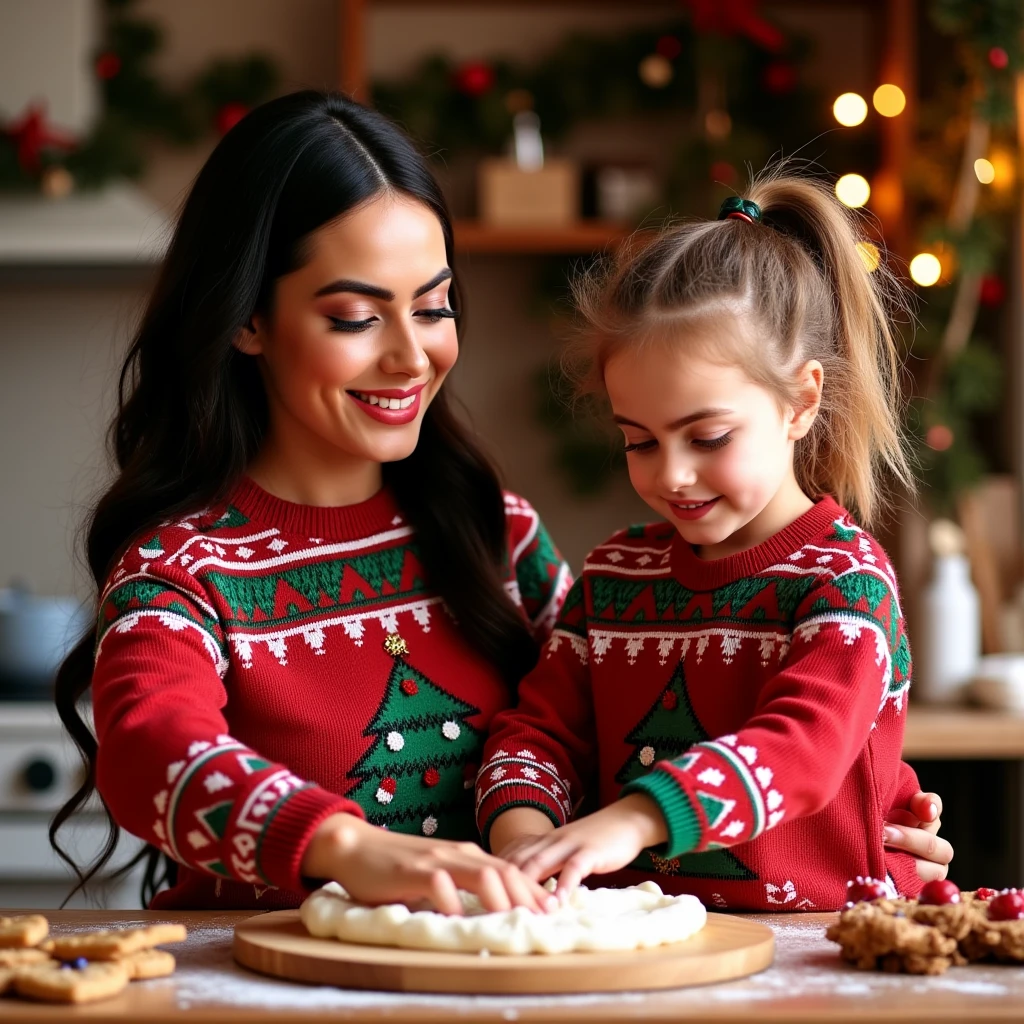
[604,341,821,559]
[241,194,459,475]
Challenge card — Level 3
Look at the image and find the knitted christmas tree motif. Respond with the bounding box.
[616,659,756,881]
[346,658,482,839]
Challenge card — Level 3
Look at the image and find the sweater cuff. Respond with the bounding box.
[257,785,364,891]
[623,769,702,859]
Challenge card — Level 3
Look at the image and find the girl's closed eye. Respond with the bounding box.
[623,438,657,454]
[692,432,732,451]
[328,314,377,332]
[414,306,459,324]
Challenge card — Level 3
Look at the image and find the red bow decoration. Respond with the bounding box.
[684,0,785,53]
[4,104,77,174]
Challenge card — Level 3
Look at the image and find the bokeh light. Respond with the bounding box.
[872,84,906,117]
[835,173,871,208]
[833,92,868,127]
[910,253,942,287]
[974,158,995,184]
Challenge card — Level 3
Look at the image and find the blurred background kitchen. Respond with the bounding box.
[2,0,1024,908]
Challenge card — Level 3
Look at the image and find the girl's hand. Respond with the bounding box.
[302,813,558,915]
[503,793,668,898]
[884,791,954,882]
[488,806,556,861]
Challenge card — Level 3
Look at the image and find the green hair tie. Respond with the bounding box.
[718,197,762,224]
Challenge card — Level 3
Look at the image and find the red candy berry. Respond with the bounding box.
[989,46,1010,70]
[423,767,440,788]
[846,876,888,904]
[919,879,961,906]
[976,887,1000,901]
[988,890,1024,921]
[400,678,419,696]
[661,690,678,711]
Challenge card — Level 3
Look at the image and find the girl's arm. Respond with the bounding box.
[94,562,551,912]
[476,579,596,851]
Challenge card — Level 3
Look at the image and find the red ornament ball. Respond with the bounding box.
[763,62,798,95]
[95,53,122,80]
[979,275,1006,306]
[846,877,888,904]
[216,102,249,136]
[988,890,1024,921]
[976,887,1000,900]
[989,47,1010,70]
[919,879,961,906]
[454,61,495,97]
[379,776,397,795]
[925,424,954,452]
[661,690,678,711]
[710,161,738,186]
[423,767,441,788]
[656,35,682,60]
[400,678,419,696]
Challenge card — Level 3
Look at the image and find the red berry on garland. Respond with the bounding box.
[95,52,122,80]
[216,102,249,136]
[763,61,797,95]
[400,678,419,696]
[979,275,1006,306]
[454,61,495,98]
[925,424,954,452]
[989,47,1010,70]
[976,887,1000,900]
[423,767,440,788]
[661,690,678,711]
[919,879,961,906]
[656,35,683,60]
[988,890,1024,921]
[846,876,888,904]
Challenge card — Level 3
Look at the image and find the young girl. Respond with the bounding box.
[50,91,568,915]
[478,176,938,911]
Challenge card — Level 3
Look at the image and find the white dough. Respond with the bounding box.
[299,880,707,955]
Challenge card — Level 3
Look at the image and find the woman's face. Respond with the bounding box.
[242,193,459,471]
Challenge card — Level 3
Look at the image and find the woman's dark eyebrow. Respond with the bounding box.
[313,268,452,301]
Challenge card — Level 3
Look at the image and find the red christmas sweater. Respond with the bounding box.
[477,497,923,911]
[92,478,571,910]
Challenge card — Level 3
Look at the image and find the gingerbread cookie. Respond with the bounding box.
[828,878,1024,975]
[13,960,129,1004]
[42,923,186,961]
[117,947,176,980]
[0,914,48,949]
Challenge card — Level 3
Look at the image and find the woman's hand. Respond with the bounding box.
[884,791,954,882]
[302,813,558,915]
[487,806,556,861]
[501,793,668,898]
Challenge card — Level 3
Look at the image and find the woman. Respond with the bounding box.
[51,92,950,912]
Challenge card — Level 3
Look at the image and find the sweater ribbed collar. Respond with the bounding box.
[229,476,403,542]
[669,495,845,591]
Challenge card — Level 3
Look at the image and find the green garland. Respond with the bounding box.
[0,0,278,194]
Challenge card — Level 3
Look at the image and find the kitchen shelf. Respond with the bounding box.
[903,706,1024,760]
[452,220,632,254]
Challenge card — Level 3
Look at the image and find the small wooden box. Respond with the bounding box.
[477,158,580,227]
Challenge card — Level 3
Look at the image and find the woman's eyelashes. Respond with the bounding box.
[326,307,459,332]
[623,439,656,453]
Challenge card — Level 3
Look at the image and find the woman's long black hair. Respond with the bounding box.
[50,91,541,905]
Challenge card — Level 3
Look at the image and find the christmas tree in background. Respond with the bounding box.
[347,659,482,840]
[617,660,755,881]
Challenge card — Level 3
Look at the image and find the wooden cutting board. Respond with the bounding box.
[233,909,774,994]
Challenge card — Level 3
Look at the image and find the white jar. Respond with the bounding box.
[915,553,980,703]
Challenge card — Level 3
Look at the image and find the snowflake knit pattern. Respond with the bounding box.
[92,477,571,910]
[477,497,924,911]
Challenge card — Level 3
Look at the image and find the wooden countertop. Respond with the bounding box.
[2,909,1024,1022]
[904,705,1024,759]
